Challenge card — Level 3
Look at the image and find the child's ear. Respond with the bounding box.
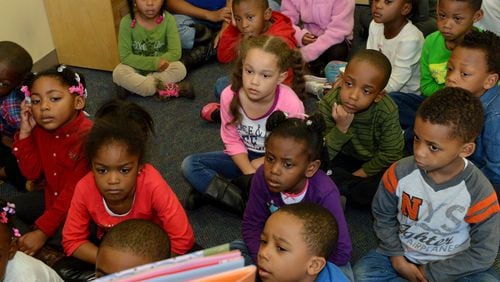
[483,73,499,90]
[459,142,476,158]
[305,159,321,178]
[74,96,85,110]
[401,2,412,16]
[472,9,484,23]
[8,239,17,260]
[374,89,386,103]
[278,70,288,85]
[264,8,272,21]
[306,256,326,276]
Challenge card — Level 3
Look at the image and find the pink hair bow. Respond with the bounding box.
[20,85,31,103]
[69,82,86,97]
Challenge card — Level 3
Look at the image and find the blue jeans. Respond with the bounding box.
[181,150,262,193]
[214,75,230,100]
[173,0,281,50]
[389,92,425,155]
[353,250,499,282]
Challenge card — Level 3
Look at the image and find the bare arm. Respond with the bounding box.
[72,242,99,265]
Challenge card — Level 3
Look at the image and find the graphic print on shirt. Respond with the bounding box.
[132,39,166,56]
[428,62,447,84]
[236,114,268,153]
[396,171,472,264]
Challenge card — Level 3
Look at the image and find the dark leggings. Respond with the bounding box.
[327,152,386,209]
[307,40,350,77]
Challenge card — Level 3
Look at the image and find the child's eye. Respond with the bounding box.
[453,16,463,22]
[50,97,61,102]
[438,13,446,20]
[120,168,131,174]
[248,16,254,21]
[96,168,108,174]
[245,69,253,74]
[413,135,420,142]
[235,17,241,22]
[260,239,267,245]
[344,81,353,87]
[283,162,293,169]
[277,245,287,252]
[363,89,372,95]
[429,145,440,152]
[266,155,275,163]
[460,72,469,77]
[263,74,271,78]
[31,99,40,105]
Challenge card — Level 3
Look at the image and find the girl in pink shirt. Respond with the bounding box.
[182,35,305,214]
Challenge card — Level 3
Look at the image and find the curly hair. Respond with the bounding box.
[229,35,305,124]
[417,87,484,143]
[233,0,269,9]
[85,99,154,164]
[22,64,86,96]
[459,30,500,75]
[278,203,338,259]
[99,219,171,261]
[265,110,326,162]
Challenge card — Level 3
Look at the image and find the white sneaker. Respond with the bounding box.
[305,80,331,100]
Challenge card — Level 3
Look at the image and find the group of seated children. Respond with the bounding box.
[0,0,499,280]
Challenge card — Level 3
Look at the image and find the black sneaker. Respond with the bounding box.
[181,42,216,70]
[191,23,212,45]
[184,188,205,211]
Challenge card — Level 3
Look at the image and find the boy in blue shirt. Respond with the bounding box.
[446,29,500,194]
[258,203,349,282]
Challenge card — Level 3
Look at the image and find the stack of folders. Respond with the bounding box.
[95,243,256,282]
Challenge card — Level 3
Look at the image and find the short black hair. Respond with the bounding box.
[100,219,171,261]
[233,0,269,10]
[452,0,483,12]
[459,30,499,75]
[417,87,484,143]
[0,41,33,78]
[348,49,392,90]
[278,203,338,259]
[85,100,154,164]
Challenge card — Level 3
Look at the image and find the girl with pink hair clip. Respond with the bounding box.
[11,65,93,257]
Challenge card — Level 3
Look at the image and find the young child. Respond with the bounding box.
[0,201,63,281]
[0,41,32,191]
[112,0,193,99]
[390,0,484,151]
[446,30,499,194]
[281,0,355,76]
[354,87,500,281]
[367,0,424,94]
[182,35,305,213]
[62,100,194,265]
[206,0,297,107]
[318,49,403,209]
[95,219,170,278]
[217,0,296,64]
[242,111,353,279]
[258,203,349,282]
[12,65,92,256]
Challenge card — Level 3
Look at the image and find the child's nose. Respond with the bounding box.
[107,171,120,184]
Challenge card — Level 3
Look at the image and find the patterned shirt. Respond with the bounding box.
[0,89,22,137]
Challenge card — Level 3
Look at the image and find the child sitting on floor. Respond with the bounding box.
[258,203,349,281]
[445,29,500,194]
[0,200,63,281]
[318,49,403,209]
[207,0,297,106]
[95,219,171,278]
[12,65,93,256]
[242,110,353,279]
[354,87,499,281]
[62,100,194,265]
[113,0,193,99]
[0,41,32,191]
[182,35,305,214]
[280,0,354,77]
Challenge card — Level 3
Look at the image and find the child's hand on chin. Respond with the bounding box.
[17,229,48,256]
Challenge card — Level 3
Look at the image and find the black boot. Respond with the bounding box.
[205,175,246,215]
[230,174,254,201]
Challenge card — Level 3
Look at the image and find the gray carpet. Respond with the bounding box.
[1,60,497,272]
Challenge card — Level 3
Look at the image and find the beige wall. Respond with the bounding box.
[0,1,55,62]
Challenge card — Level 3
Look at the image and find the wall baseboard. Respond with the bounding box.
[32,49,58,72]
